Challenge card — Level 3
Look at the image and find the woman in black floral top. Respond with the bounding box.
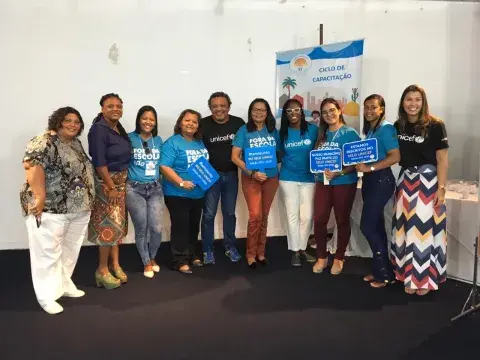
[20,107,94,315]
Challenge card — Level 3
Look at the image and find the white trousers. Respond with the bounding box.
[26,211,90,306]
[278,181,315,251]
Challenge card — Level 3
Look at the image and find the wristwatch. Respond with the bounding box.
[179,182,184,188]
[370,166,375,172]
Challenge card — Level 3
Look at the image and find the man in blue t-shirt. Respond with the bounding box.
[200,92,245,265]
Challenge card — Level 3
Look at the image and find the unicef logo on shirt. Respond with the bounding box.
[415,136,425,144]
[304,139,312,146]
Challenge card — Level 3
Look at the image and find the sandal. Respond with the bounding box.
[192,259,203,267]
[363,275,374,282]
[110,266,128,283]
[370,281,388,289]
[313,258,328,273]
[330,259,344,275]
[416,289,431,296]
[179,265,192,274]
[404,287,416,295]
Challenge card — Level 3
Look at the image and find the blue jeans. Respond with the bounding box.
[201,170,238,252]
[126,181,164,266]
[360,168,395,282]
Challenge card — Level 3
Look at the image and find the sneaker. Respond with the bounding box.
[225,248,241,263]
[41,301,64,315]
[291,252,301,267]
[63,289,86,298]
[203,251,215,265]
[300,251,317,263]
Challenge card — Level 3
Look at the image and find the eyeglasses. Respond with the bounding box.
[142,141,151,155]
[252,108,267,114]
[285,108,301,114]
[321,108,337,116]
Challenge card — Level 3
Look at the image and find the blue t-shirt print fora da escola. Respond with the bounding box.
[159,134,209,199]
[317,125,360,186]
[127,132,163,183]
[232,125,281,178]
[279,123,318,183]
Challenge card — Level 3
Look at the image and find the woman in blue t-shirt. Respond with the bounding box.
[126,106,164,279]
[231,98,280,269]
[159,109,208,274]
[278,99,318,267]
[355,94,400,288]
[313,98,360,275]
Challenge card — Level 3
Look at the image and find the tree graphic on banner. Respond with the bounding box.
[282,77,297,98]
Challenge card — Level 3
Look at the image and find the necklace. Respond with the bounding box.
[328,124,343,143]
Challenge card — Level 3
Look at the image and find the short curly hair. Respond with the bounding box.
[47,106,84,136]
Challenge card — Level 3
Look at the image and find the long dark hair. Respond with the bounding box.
[314,98,346,149]
[173,109,202,140]
[134,105,158,137]
[246,98,276,133]
[397,84,441,137]
[92,93,130,143]
[363,94,386,136]
[279,99,309,144]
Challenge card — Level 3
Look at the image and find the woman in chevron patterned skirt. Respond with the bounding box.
[392,85,449,296]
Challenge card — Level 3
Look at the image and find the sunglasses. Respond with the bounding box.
[285,108,301,114]
[142,141,151,155]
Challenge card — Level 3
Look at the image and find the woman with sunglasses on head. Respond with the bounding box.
[232,98,281,269]
[355,94,400,288]
[159,109,208,274]
[313,98,360,275]
[278,99,318,267]
[126,106,164,279]
[88,93,131,289]
[392,85,448,296]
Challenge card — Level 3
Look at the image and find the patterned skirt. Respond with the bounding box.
[391,165,447,290]
[88,170,128,246]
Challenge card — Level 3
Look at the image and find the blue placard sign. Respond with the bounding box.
[245,146,277,171]
[310,148,343,173]
[187,156,220,191]
[342,138,378,166]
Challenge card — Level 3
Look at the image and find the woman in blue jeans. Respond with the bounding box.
[126,105,164,279]
[355,94,400,288]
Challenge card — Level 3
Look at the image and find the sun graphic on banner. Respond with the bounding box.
[290,54,312,75]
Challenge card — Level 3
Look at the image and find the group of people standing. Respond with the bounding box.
[20,84,448,315]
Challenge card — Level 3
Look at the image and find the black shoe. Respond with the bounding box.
[291,252,302,267]
[258,258,269,266]
[249,261,258,269]
[300,250,316,263]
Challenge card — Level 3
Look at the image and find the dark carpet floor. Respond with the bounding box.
[0,237,478,360]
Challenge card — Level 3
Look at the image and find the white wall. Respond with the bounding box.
[0,0,478,249]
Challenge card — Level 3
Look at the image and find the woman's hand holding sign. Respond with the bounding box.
[355,163,370,173]
[182,180,196,190]
[324,169,339,181]
[253,171,267,183]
